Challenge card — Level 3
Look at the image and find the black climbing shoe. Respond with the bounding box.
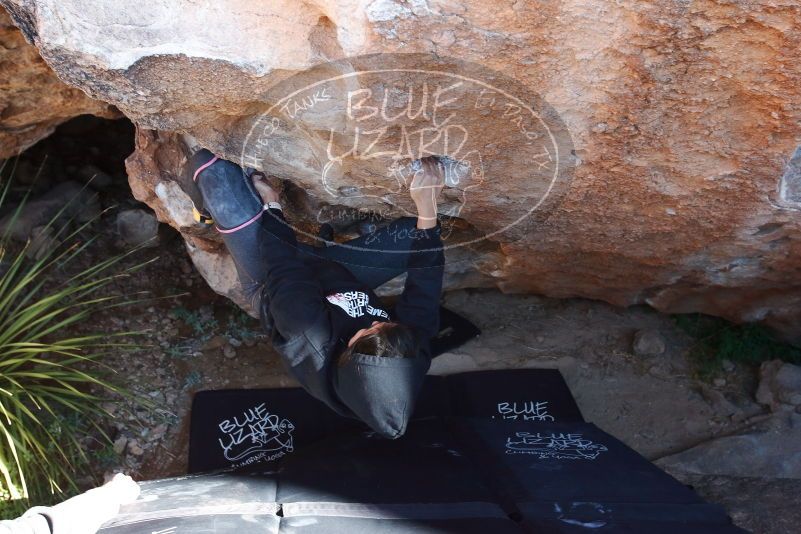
[190,149,265,232]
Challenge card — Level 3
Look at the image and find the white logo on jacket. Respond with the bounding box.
[326,291,389,319]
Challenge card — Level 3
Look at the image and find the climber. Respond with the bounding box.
[189,147,445,439]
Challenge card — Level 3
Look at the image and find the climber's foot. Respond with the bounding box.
[190,149,264,232]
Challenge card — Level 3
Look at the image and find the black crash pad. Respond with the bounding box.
[100,370,746,534]
[189,369,583,473]
[452,419,704,506]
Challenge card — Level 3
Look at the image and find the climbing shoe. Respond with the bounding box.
[189,149,265,233]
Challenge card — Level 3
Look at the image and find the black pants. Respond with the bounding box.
[192,153,421,309]
[223,214,421,309]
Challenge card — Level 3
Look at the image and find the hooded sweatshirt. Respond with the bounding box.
[257,209,444,438]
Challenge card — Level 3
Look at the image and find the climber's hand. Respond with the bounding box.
[410,156,444,230]
[252,172,280,204]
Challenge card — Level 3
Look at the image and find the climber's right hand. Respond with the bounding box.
[410,156,445,230]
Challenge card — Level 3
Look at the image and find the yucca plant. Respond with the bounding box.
[0,163,151,517]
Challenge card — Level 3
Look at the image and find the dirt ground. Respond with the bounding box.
[5,117,799,534]
[103,253,799,534]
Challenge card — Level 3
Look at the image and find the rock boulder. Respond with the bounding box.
[3,1,801,338]
[657,412,801,479]
[756,360,801,409]
[0,9,117,158]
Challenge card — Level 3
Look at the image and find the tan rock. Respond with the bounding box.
[0,9,117,158]
[757,360,801,409]
[4,0,801,340]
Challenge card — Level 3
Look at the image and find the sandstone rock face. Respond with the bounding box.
[0,9,117,158]
[756,360,801,409]
[5,0,801,338]
[657,412,801,479]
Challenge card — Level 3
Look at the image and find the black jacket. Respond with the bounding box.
[258,209,444,438]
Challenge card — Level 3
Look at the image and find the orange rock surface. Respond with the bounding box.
[0,10,117,158]
[2,1,800,339]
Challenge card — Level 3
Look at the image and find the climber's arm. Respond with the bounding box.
[409,157,444,231]
[394,156,446,353]
[394,225,445,348]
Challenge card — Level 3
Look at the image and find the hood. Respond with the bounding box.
[334,353,430,439]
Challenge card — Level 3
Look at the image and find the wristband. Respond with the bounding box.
[265,201,282,211]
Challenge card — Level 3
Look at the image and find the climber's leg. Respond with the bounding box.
[190,149,269,309]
